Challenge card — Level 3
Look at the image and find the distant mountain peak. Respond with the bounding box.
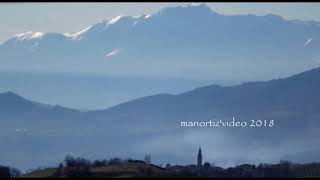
[0,91,20,97]
[0,91,26,102]
[184,3,212,10]
[155,3,215,17]
[190,2,206,7]
[189,3,212,11]
[262,13,285,21]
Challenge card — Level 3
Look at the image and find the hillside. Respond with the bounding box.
[22,161,165,178]
[1,66,320,169]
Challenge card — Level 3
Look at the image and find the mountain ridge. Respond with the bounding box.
[4,4,316,44]
[1,4,320,169]
[2,65,320,113]
[1,65,320,170]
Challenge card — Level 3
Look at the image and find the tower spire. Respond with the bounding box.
[197,147,202,167]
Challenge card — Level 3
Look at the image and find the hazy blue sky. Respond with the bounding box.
[0,3,320,43]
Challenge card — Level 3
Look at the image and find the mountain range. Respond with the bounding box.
[1,4,320,81]
[1,65,320,170]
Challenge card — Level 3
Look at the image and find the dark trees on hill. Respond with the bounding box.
[92,159,108,168]
[0,166,21,178]
[62,155,92,177]
[0,166,10,178]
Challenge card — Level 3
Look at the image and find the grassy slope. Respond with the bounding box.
[21,162,165,177]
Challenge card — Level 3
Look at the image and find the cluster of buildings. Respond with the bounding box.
[162,147,320,177]
[164,147,265,177]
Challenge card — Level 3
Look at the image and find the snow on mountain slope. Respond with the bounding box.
[1,4,320,81]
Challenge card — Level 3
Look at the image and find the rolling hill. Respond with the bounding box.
[1,66,320,169]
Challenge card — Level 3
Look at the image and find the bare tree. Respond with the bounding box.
[144,154,151,165]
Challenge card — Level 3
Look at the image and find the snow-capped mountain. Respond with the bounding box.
[1,4,320,81]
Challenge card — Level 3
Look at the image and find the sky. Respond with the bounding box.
[0,3,320,43]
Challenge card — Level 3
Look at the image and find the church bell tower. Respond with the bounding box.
[197,147,202,167]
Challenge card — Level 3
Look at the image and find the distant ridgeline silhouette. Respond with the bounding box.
[1,66,320,170]
[1,4,320,80]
